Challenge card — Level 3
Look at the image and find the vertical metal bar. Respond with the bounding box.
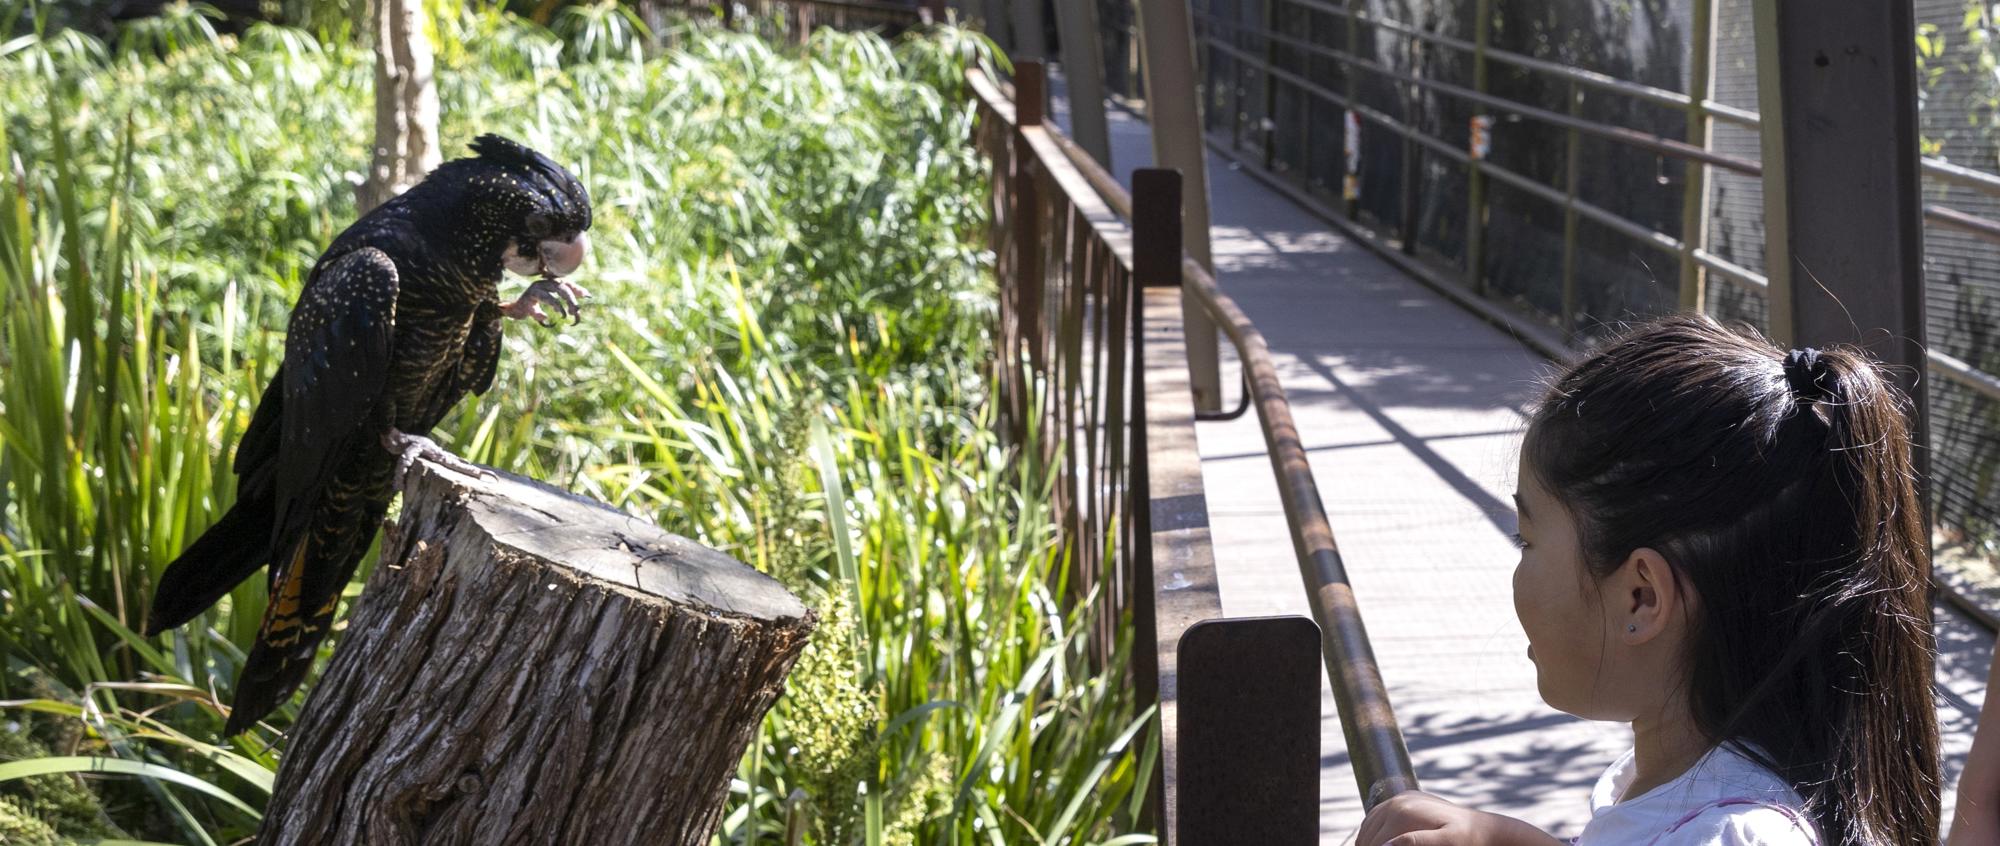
[1177,617,1322,846]
[1341,0,1361,219]
[1010,0,1047,60]
[1128,168,1183,839]
[1463,0,1492,295]
[1398,22,1422,255]
[1135,169,1185,290]
[1751,0,1929,501]
[1104,247,1132,678]
[1055,0,1114,167]
[1135,0,1225,413]
[980,0,1011,52]
[1297,7,1315,194]
[1560,81,1581,338]
[1261,0,1281,170]
[1083,235,1109,657]
[1016,62,1047,376]
[1132,166,1229,845]
[1228,22,1246,150]
[1676,0,1716,312]
[1126,4,1144,101]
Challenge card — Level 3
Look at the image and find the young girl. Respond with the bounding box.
[1357,315,1940,846]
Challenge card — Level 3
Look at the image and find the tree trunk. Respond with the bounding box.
[257,462,816,846]
[357,0,441,214]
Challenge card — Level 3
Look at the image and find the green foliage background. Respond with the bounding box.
[0,3,1154,843]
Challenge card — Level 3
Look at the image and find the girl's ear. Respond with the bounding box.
[1610,548,1681,646]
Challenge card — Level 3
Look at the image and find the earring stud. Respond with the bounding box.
[1627,624,1637,633]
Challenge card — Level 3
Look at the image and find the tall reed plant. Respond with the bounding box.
[0,7,1152,844]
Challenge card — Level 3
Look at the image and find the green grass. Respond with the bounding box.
[0,4,1153,844]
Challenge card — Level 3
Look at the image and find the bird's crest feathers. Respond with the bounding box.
[469,134,546,168]
[464,133,592,230]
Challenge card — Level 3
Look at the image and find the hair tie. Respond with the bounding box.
[1782,347,1829,403]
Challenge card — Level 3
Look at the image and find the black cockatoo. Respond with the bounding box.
[147,135,594,735]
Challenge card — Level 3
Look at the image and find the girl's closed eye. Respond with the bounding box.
[1509,532,1527,550]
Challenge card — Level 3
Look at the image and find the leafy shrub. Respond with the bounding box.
[0,6,1152,845]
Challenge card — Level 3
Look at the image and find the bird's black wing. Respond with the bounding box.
[223,248,397,733]
[270,247,398,554]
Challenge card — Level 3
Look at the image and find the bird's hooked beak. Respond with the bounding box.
[502,231,590,278]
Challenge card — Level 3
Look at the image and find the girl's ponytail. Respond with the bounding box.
[1524,315,1939,845]
[1794,346,1936,845]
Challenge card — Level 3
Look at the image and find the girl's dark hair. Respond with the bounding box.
[1524,313,1938,845]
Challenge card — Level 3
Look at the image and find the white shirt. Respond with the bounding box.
[1575,743,1817,846]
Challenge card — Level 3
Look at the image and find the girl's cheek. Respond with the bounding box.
[1510,560,1531,634]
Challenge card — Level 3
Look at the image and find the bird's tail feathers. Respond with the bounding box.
[146,497,275,636]
[223,539,338,736]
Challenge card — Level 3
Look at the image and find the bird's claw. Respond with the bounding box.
[501,276,592,326]
[382,428,493,490]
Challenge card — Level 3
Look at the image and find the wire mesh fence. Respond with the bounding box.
[1092,0,2000,548]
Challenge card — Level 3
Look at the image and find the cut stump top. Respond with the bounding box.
[410,461,810,624]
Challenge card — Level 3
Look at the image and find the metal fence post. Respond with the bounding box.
[1055,0,1113,167]
[1750,0,1930,503]
[1560,81,1581,338]
[1130,166,1181,842]
[1009,0,1047,61]
[980,0,1011,52]
[1342,0,1362,220]
[1261,0,1280,168]
[1399,22,1423,256]
[1676,0,1716,312]
[1463,0,1492,295]
[1135,0,1225,413]
[1016,61,1047,374]
[1178,616,1322,846]
[1135,169,1186,291]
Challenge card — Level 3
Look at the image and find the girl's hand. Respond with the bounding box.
[1357,791,1564,846]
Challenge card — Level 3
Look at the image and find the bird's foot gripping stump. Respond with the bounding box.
[258,461,816,846]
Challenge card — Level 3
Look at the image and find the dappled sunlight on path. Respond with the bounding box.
[1060,72,1992,840]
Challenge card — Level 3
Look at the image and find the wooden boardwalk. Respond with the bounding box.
[1053,85,1994,841]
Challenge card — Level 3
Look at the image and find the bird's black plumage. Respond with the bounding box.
[148,134,593,735]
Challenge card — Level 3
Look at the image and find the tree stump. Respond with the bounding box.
[257,461,816,846]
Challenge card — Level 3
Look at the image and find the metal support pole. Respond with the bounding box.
[1260,0,1280,168]
[1016,62,1047,374]
[1463,0,1492,295]
[1130,165,1179,843]
[1054,0,1113,167]
[1676,0,1717,312]
[1560,82,1582,338]
[1177,617,1321,846]
[1342,0,1361,219]
[1751,0,1929,498]
[980,0,1011,52]
[1010,0,1047,60]
[1136,0,1225,412]
[1399,23,1422,255]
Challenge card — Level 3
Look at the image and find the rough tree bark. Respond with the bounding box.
[257,462,816,846]
[357,0,441,214]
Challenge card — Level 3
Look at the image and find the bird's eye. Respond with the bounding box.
[524,212,552,238]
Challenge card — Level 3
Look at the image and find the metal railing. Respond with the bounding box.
[1087,0,2000,413]
[971,60,1419,842]
[1081,0,2000,564]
